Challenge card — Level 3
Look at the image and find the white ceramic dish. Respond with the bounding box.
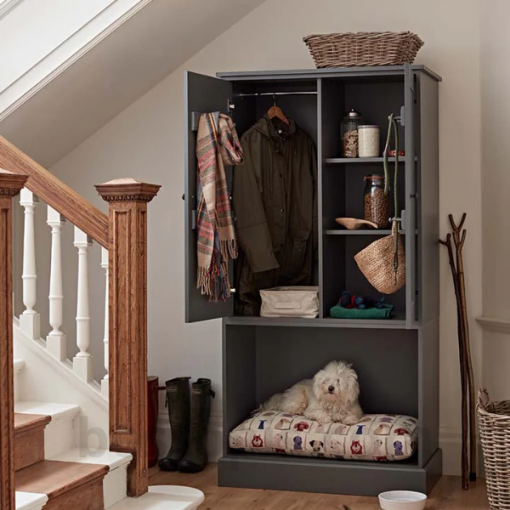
[378,491,427,510]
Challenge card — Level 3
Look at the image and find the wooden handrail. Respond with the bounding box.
[0,136,108,248]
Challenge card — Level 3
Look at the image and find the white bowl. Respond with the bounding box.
[378,491,427,510]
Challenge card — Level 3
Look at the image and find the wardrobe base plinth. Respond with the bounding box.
[218,448,442,496]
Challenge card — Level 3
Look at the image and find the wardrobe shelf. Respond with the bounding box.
[325,229,407,236]
[324,157,417,164]
[325,157,404,164]
[224,315,410,329]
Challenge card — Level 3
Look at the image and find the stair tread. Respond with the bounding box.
[16,460,109,499]
[15,491,48,510]
[15,401,80,421]
[15,413,51,433]
[109,486,204,510]
[14,359,26,373]
[51,447,132,470]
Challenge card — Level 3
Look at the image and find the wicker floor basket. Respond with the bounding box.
[303,31,424,68]
[478,389,510,509]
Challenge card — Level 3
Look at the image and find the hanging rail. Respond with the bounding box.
[235,91,318,97]
[190,91,318,131]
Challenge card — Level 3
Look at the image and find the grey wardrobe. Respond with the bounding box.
[184,64,442,496]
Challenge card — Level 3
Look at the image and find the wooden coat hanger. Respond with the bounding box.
[267,94,290,125]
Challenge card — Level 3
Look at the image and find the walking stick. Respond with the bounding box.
[448,214,476,483]
[440,213,476,489]
[439,232,469,490]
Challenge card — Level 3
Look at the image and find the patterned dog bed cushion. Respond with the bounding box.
[229,411,418,461]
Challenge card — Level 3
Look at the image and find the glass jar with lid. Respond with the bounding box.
[363,175,391,228]
[341,109,363,158]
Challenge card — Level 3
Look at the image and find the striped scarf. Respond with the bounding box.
[196,112,244,301]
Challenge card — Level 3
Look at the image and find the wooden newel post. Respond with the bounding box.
[0,169,28,510]
[95,178,160,497]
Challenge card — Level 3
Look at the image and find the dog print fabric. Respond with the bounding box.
[229,412,418,461]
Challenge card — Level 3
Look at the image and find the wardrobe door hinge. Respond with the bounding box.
[184,194,198,230]
[191,112,201,131]
[397,106,405,127]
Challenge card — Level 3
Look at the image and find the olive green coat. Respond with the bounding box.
[233,115,317,315]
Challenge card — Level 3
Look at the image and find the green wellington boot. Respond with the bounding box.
[178,378,215,473]
[158,377,191,471]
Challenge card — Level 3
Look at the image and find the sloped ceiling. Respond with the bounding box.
[0,0,265,167]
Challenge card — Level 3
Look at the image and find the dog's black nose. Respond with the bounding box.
[328,385,335,392]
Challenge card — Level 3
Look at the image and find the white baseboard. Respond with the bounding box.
[440,427,463,476]
[156,412,223,463]
[439,427,485,477]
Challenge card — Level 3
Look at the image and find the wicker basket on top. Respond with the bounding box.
[478,389,510,509]
[303,31,424,68]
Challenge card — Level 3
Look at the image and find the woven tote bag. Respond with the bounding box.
[354,223,405,294]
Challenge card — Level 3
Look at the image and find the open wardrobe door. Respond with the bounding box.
[404,63,418,328]
[184,71,234,323]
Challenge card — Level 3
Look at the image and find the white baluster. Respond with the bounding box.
[101,247,109,399]
[46,206,66,360]
[73,227,93,382]
[20,188,40,339]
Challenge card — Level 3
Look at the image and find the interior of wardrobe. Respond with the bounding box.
[229,75,407,319]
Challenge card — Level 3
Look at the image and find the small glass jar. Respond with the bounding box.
[341,109,363,158]
[364,175,391,228]
[358,125,380,158]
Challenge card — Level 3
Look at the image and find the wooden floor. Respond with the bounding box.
[149,464,490,509]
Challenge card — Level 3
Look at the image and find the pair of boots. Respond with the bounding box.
[159,377,215,473]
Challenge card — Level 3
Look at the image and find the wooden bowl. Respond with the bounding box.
[335,218,378,230]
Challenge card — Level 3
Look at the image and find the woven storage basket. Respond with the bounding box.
[354,225,405,295]
[303,31,424,68]
[478,389,510,509]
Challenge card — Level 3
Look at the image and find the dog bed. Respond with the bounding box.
[229,411,418,461]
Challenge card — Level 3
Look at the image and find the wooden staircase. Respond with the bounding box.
[0,137,160,509]
[17,462,108,510]
[15,413,109,510]
[13,397,134,510]
[0,135,205,510]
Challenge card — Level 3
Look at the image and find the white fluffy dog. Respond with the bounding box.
[262,360,363,425]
